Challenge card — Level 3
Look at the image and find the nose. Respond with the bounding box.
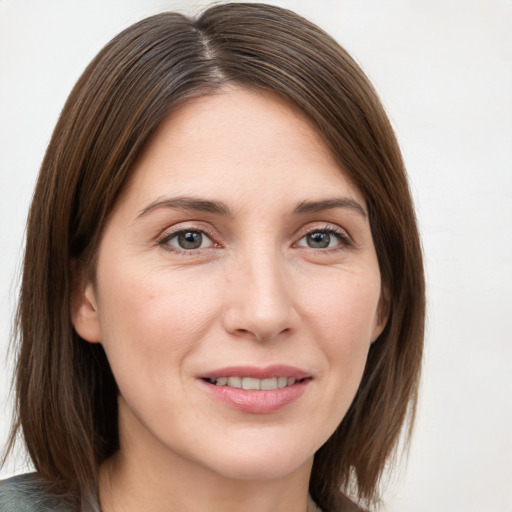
[221,248,297,342]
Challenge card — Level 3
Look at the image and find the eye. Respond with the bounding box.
[161,229,215,251]
[296,228,349,249]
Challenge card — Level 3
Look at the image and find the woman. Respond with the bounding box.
[0,3,424,512]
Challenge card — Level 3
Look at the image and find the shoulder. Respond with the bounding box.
[0,473,70,512]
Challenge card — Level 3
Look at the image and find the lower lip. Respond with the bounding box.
[199,379,309,414]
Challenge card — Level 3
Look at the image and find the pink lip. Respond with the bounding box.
[198,364,310,380]
[197,365,311,414]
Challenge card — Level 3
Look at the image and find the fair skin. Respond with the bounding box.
[72,87,386,512]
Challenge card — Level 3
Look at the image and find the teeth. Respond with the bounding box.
[242,377,260,390]
[227,376,242,388]
[210,376,300,389]
[261,378,277,390]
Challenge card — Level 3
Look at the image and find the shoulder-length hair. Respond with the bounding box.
[4,3,424,511]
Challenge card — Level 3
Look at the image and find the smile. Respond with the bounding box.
[199,365,311,413]
[206,376,298,390]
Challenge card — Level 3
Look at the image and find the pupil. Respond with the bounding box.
[178,231,202,249]
[308,232,330,248]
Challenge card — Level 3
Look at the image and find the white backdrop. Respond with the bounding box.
[1,1,511,511]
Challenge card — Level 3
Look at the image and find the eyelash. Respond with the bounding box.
[156,224,352,253]
[157,225,218,254]
[296,225,352,250]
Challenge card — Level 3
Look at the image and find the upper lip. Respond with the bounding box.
[198,365,311,380]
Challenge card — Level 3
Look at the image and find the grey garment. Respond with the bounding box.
[0,474,100,512]
[1,473,322,512]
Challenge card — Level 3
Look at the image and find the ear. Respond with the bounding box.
[70,261,102,343]
[371,286,390,344]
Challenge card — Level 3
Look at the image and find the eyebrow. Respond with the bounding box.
[136,196,231,219]
[136,195,366,220]
[294,197,367,218]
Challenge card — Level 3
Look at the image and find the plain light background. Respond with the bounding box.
[1,1,511,511]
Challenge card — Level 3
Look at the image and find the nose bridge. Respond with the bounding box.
[223,243,295,340]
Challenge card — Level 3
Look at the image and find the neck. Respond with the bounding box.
[99,452,313,512]
[99,413,314,512]
[98,398,316,512]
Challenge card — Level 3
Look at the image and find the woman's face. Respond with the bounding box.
[73,87,385,483]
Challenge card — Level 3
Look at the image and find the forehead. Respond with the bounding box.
[120,86,365,212]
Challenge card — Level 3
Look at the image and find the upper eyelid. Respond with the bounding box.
[295,227,351,247]
[155,221,353,247]
[293,223,352,242]
[302,225,348,236]
[156,222,217,242]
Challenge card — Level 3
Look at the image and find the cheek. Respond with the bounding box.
[290,271,380,441]
[299,270,381,388]
[301,269,381,344]
[94,264,221,375]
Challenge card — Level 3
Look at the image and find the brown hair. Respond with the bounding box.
[3,3,424,511]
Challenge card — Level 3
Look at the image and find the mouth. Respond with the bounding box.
[205,376,302,390]
[198,365,311,413]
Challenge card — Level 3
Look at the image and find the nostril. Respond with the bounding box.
[222,296,297,341]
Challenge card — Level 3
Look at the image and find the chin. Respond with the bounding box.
[208,456,312,482]
[195,437,316,482]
